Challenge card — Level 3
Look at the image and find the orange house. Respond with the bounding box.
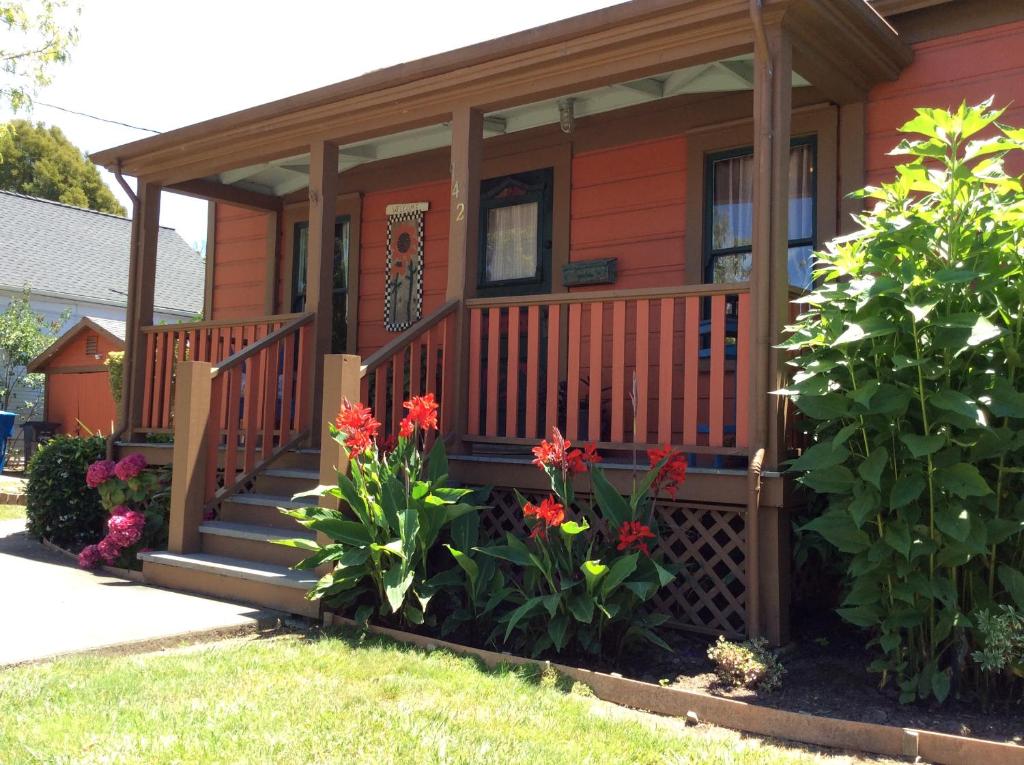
[26,317,124,438]
[90,0,1024,642]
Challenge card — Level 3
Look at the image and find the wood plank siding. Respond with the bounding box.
[866,19,1024,183]
[209,204,272,320]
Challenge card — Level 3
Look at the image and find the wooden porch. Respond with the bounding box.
[94,0,911,644]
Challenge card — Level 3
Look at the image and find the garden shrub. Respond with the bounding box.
[25,434,106,550]
[781,101,1024,703]
[463,429,679,659]
[707,636,785,693]
[77,453,170,569]
[279,394,481,627]
[105,351,124,404]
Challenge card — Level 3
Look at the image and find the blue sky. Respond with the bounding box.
[3,0,622,252]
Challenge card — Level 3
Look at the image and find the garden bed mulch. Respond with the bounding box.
[621,614,1023,746]
[326,612,1023,764]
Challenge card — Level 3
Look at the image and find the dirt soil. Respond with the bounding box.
[618,614,1024,746]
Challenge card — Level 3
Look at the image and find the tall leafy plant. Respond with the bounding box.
[781,102,1024,703]
[278,395,479,627]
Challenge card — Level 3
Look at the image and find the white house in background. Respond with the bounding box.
[0,190,203,426]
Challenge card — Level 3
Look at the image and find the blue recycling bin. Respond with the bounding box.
[0,411,15,473]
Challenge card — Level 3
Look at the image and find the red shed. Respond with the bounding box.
[27,317,124,437]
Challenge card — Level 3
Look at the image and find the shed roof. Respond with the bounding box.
[26,316,126,373]
[0,191,203,315]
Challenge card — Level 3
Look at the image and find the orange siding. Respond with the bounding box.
[40,325,122,437]
[570,136,689,440]
[45,330,121,370]
[212,204,270,320]
[570,135,687,290]
[47,373,117,437]
[866,20,1024,184]
[358,180,451,356]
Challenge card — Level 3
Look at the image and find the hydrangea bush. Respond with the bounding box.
[77,454,169,570]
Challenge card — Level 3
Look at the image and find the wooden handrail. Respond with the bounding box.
[464,282,750,309]
[360,299,460,377]
[211,312,314,376]
[140,312,309,333]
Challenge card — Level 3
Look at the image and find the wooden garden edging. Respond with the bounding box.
[325,614,1022,765]
[40,538,146,582]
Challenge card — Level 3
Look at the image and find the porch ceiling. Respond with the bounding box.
[91,0,910,187]
[216,55,813,198]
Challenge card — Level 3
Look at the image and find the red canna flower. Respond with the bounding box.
[617,520,656,556]
[398,417,415,439]
[523,496,565,539]
[335,399,381,454]
[647,445,688,499]
[532,428,600,474]
[403,393,439,431]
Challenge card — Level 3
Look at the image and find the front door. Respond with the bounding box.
[290,216,351,354]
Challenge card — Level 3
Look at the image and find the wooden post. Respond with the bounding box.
[167,360,212,553]
[750,22,793,647]
[305,140,340,446]
[124,182,161,440]
[317,354,361,578]
[445,107,483,441]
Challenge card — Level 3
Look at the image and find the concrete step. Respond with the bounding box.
[251,467,321,496]
[199,521,316,567]
[272,449,321,472]
[220,494,312,530]
[139,551,319,617]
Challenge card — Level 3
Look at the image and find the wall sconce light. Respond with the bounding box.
[558,98,576,135]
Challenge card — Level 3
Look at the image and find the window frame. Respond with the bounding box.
[476,167,554,298]
[702,135,818,287]
[289,214,352,353]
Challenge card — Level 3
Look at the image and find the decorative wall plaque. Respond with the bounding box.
[384,202,429,332]
[562,257,618,287]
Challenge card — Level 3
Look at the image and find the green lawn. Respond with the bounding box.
[0,630,868,765]
[0,504,25,520]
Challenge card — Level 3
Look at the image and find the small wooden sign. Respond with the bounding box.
[562,257,618,287]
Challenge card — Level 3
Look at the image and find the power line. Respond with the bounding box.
[30,101,161,134]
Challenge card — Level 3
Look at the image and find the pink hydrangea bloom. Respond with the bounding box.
[109,505,131,516]
[85,460,116,488]
[97,537,122,564]
[77,544,102,569]
[107,511,145,548]
[114,453,147,481]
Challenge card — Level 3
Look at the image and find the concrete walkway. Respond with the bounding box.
[0,519,280,666]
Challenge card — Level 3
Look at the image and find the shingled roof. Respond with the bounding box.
[0,190,203,315]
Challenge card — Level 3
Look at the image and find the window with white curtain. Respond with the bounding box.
[478,168,553,295]
[705,140,816,290]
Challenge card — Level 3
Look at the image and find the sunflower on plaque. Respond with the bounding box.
[384,202,428,332]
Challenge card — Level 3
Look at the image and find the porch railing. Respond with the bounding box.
[202,313,314,506]
[359,299,459,445]
[463,284,751,458]
[138,314,307,432]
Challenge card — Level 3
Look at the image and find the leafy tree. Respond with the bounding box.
[0,120,126,214]
[782,102,1024,705]
[0,288,68,413]
[1,1,78,113]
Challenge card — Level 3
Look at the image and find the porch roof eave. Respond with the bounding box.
[91,0,910,187]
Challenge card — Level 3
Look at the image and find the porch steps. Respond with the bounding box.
[138,551,320,617]
[141,447,324,618]
[198,521,315,567]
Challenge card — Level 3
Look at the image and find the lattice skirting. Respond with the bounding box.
[482,487,747,638]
